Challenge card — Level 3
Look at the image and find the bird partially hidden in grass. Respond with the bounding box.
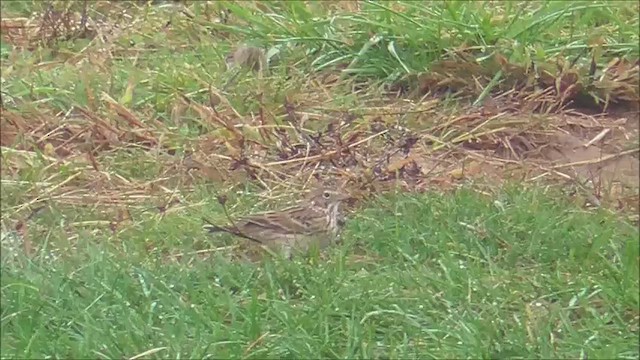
[225,45,268,73]
[203,188,350,259]
[221,45,269,92]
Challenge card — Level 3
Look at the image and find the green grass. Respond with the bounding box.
[2,187,638,358]
[2,0,638,116]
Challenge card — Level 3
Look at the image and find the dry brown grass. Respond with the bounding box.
[1,0,638,235]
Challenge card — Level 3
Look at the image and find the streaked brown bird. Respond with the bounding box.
[203,188,350,259]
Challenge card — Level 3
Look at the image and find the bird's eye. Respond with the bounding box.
[322,191,331,199]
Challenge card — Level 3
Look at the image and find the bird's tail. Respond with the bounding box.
[203,225,223,233]
[202,218,226,233]
[201,217,263,244]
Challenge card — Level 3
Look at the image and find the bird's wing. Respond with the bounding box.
[241,215,305,235]
[240,207,322,236]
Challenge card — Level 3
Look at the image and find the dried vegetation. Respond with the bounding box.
[1,1,638,251]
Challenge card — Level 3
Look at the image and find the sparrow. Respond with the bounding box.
[203,188,350,259]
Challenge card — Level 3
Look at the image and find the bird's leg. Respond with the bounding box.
[282,244,293,261]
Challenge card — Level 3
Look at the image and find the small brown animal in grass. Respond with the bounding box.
[225,45,268,73]
[203,188,350,259]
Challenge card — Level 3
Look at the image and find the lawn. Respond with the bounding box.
[1,1,639,358]
[2,188,638,358]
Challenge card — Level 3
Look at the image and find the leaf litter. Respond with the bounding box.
[1,1,638,261]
